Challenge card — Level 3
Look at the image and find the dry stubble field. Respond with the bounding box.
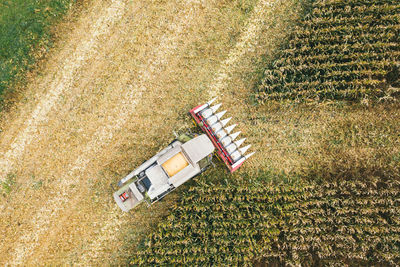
[1,0,399,265]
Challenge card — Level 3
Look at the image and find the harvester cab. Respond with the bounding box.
[113,98,254,212]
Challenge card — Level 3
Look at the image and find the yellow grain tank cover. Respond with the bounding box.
[162,152,189,177]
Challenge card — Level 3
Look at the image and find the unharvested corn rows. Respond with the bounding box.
[257,0,400,101]
[131,179,400,266]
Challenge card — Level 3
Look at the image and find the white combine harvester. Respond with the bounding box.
[113,98,254,212]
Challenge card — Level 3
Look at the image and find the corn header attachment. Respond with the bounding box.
[190,98,254,173]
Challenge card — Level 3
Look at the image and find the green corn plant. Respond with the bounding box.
[257,0,400,102]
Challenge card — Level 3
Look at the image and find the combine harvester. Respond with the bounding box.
[113,98,254,212]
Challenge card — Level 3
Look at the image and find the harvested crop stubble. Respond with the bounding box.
[131,176,400,266]
[257,0,400,102]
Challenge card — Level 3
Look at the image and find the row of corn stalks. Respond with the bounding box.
[257,0,400,102]
[131,178,400,266]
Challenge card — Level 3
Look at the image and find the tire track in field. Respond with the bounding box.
[5,0,127,264]
[208,0,276,99]
[10,85,141,266]
[7,2,198,265]
[0,0,125,183]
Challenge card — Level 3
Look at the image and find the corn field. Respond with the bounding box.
[131,178,400,266]
[256,0,400,102]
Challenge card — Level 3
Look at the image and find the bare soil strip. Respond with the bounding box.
[0,0,125,183]
[0,0,128,264]
[209,0,275,99]
[3,1,127,264]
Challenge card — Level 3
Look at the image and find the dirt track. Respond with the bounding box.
[0,0,303,265]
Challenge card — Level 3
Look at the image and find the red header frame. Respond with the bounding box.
[189,104,244,173]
